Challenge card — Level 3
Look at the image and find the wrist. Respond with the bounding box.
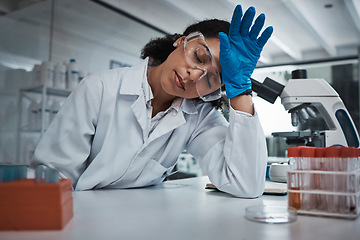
[230,94,254,115]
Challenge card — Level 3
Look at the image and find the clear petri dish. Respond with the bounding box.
[245,205,297,223]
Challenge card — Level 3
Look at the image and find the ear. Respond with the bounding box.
[174,36,186,47]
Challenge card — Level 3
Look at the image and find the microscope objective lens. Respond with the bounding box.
[291,111,299,126]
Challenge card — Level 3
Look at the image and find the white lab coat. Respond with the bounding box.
[31,58,268,198]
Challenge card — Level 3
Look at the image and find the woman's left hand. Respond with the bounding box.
[219,5,273,99]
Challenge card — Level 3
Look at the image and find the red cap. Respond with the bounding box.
[324,146,341,158]
[287,147,301,157]
[340,147,358,158]
[315,147,325,158]
[300,146,316,157]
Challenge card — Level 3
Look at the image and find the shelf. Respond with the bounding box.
[20,85,71,98]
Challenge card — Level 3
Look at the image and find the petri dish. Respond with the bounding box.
[245,205,297,223]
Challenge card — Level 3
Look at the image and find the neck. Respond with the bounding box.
[147,65,176,117]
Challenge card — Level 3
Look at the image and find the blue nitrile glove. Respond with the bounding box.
[219,5,273,99]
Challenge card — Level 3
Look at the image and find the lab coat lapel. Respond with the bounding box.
[146,110,186,143]
[146,98,196,143]
[119,59,149,141]
[131,94,148,140]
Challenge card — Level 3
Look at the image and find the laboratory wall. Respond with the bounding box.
[0,0,161,164]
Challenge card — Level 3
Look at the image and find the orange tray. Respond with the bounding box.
[0,178,73,230]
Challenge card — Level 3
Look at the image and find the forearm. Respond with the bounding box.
[230,95,254,115]
[192,107,268,198]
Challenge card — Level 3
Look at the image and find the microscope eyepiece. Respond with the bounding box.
[251,77,285,104]
[292,69,307,79]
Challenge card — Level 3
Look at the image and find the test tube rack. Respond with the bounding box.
[287,146,360,219]
[0,178,73,230]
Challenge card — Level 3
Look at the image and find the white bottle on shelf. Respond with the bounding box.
[44,100,52,130]
[32,64,41,87]
[40,61,54,87]
[66,59,79,90]
[54,63,66,89]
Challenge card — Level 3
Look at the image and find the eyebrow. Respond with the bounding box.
[199,43,213,60]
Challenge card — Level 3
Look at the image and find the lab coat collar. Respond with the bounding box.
[181,99,198,115]
[119,58,149,96]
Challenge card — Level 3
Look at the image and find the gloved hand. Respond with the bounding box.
[219,5,273,99]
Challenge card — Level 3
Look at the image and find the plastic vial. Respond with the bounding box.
[301,147,317,210]
[339,147,357,214]
[44,168,60,183]
[315,147,326,210]
[35,165,44,183]
[54,63,66,89]
[287,147,302,210]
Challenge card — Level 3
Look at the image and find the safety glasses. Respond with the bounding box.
[183,32,221,102]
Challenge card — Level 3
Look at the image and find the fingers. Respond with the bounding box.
[249,13,265,40]
[228,4,273,49]
[257,26,273,48]
[229,5,243,37]
[218,32,231,53]
[240,6,255,36]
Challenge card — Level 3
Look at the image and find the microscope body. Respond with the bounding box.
[278,78,359,147]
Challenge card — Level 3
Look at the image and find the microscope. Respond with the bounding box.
[252,69,360,148]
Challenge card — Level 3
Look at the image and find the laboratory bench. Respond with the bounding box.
[0,176,359,240]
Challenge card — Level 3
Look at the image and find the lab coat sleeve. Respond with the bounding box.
[186,105,268,198]
[30,76,102,187]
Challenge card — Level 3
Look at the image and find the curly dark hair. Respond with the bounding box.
[141,19,230,110]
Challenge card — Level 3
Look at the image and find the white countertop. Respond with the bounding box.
[0,176,359,240]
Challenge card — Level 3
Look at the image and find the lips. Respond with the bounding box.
[174,71,185,90]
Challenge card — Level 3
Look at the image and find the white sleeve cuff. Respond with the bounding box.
[229,105,257,118]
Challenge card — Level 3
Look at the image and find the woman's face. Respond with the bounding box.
[157,36,221,101]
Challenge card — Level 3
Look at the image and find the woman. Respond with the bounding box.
[31,5,273,198]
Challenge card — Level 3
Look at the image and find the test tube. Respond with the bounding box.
[324,147,341,212]
[35,165,45,183]
[44,167,60,183]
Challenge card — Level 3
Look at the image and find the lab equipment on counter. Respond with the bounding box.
[251,69,360,147]
[0,165,73,230]
[269,163,289,183]
[287,146,360,219]
[0,165,28,182]
[245,205,297,223]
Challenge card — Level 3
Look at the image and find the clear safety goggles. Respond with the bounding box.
[183,31,221,102]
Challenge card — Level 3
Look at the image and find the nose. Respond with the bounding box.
[188,67,206,82]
